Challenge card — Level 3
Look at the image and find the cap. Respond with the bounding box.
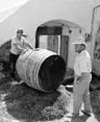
[17,29,23,33]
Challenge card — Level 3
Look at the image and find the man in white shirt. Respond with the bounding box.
[71,36,92,118]
[9,29,33,82]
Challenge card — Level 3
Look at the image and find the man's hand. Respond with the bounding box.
[77,76,82,81]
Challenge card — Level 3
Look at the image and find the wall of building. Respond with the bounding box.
[0,0,94,47]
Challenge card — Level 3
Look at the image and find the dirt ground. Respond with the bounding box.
[0,71,71,122]
[0,62,100,122]
[0,71,100,122]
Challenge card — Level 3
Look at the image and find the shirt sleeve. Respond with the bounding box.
[22,37,29,48]
[23,38,29,44]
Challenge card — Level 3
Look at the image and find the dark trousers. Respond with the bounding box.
[9,52,20,79]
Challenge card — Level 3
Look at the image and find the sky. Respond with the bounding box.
[0,0,29,13]
[0,0,98,14]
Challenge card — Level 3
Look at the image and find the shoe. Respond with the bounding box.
[66,113,79,118]
[11,81,19,85]
[18,80,24,85]
[11,80,24,85]
[81,110,91,116]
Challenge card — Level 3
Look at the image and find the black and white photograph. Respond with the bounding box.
[0,0,100,122]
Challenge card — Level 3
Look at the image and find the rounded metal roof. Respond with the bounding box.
[40,19,83,29]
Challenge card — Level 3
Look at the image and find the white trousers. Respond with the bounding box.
[73,73,92,114]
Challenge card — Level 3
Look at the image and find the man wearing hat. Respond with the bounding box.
[9,29,33,83]
[71,36,92,118]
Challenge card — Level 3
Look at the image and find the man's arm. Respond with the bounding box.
[24,38,33,49]
[27,43,33,49]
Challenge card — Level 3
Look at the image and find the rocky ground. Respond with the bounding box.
[0,41,100,122]
[0,73,71,122]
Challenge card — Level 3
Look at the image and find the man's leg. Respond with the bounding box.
[73,81,82,115]
[83,87,91,112]
[9,53,16,79]
[82,74,92,115]
[13,54,19,76]
[9,53,19,79]
[9,54,24,85]
[73,76,88,116]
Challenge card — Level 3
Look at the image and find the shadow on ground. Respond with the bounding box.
[70,115,89,122]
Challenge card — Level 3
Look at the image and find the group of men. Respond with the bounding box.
[9,29,92,119]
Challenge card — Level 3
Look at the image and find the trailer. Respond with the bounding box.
[35,20,85,70]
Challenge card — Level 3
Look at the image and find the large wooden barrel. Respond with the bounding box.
[16,48,66,92]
